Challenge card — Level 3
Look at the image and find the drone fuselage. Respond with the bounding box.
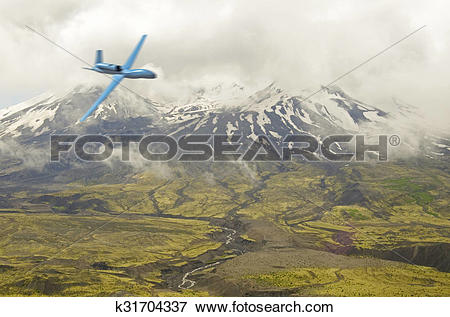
[91,63,156,79]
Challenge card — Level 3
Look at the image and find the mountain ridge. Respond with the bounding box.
[0,82,448,158]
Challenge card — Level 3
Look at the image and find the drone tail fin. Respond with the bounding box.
[95,50,103,64]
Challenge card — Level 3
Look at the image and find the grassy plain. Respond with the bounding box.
[0,159,448,295]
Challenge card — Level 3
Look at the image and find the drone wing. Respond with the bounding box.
[79,74,125,122]
[122,34,147,70]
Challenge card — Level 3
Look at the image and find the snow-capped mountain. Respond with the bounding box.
[0,82,448,157]
[0,85,162,140]
[165,83,389,141]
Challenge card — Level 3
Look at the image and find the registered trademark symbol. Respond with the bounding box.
[389,135,400,146]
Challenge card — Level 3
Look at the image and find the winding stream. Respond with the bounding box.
[178,261,221,289]
[178,227,237,289]
[221,227,237,245]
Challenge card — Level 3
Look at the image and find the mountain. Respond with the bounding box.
[0,85,162,142]
[164,83,390,142]
[0,82,448,157]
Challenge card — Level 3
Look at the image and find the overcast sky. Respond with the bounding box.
[0,0,448,126]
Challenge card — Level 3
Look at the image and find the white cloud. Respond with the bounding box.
[0,0,448,128]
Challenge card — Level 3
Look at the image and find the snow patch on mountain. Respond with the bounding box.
[0,91,56,120]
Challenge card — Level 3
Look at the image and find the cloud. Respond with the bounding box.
[0,0,448,128]
[0,139,48,170]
